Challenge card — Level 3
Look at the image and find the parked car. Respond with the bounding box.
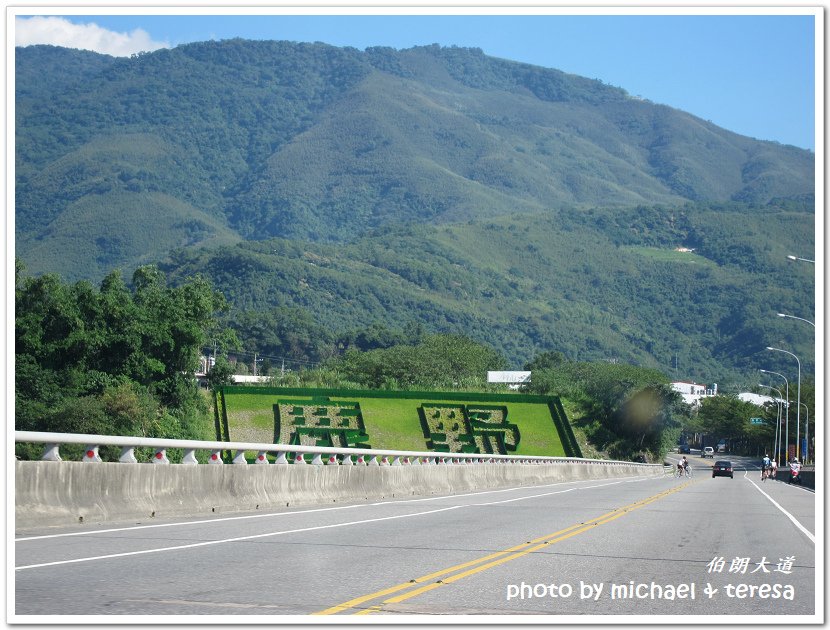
[678,444,691,454]
[712,460,734,478]
[702,447,714,458]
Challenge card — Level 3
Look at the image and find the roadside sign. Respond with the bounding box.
[749,417,764,425]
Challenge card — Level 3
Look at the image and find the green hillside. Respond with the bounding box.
[16,41,813,280]
[163,199,814,386]
[14,40,815,391]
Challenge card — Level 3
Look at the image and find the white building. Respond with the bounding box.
[737,392,786,407]
[671,381,718,406]
[487,371,531,390]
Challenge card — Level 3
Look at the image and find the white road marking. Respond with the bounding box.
[15,504,464,571]
[14,477,654,570]
[744,472,815,543]
[17,476,647,542]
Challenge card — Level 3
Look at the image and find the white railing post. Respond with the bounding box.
[119,446,138,463]
[14,431,663,474]
[41,443,61,461]
[82,445,101,463]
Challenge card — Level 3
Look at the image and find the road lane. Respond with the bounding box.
[14,476,653,568]
[401,472,815,616]
[14,469,816,620]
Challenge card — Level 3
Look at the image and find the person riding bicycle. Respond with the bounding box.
[677,456,689,477]
[762,454,771,479]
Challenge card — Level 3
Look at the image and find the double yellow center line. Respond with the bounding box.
[314,480,694,615]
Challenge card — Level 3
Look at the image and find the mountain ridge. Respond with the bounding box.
[16,41,813,273]
[14,40,815,385]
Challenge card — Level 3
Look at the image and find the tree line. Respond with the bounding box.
[17,262,808,463]
[15,261,234,460]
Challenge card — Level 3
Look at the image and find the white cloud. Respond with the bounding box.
[15,16,170,57]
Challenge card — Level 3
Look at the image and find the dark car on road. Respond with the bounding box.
[678,444,691,454]
[712,460,734,478]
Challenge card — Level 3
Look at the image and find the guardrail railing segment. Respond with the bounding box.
[14,431,660,468]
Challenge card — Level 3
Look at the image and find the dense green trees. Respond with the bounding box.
[15,255,733,463]
[328,334,508,390]
[229,307,336,366]
[156,196,814,387]
[692,391,814,460]
[696,395,763,443]
[523,358,688,461]
[15,261,229,459]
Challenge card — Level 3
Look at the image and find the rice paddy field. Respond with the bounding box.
[216,387,571,459]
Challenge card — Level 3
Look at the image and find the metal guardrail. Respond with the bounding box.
[14,431,659,468]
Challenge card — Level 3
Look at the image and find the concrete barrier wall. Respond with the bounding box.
[772,467,815,489]
[15,461,663,529]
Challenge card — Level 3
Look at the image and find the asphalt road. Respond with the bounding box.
[14,459,817,621]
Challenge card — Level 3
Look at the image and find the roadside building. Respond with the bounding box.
[671,381,718,407]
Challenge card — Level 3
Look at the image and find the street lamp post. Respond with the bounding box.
[799,402,810,465]
[759,384,784,463]
[765,347,801,462]
[777,313,815,327]
[781,254,813,465]
[760,369,788,465]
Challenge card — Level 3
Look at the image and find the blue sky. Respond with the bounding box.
[13,10,818,150]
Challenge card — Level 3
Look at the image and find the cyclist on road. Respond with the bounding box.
[677,456,689,478]
[762,454,771,480]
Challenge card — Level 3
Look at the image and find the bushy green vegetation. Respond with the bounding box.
[689,378,815,461]
[523,352,688,461]
[13,260,715,463]
[329,334,508,390]
[14,261,232,461]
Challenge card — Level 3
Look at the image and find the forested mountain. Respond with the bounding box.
[160,200,814,385]
[14,40,815,386]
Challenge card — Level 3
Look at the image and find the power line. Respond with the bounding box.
[201,347,320,370]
